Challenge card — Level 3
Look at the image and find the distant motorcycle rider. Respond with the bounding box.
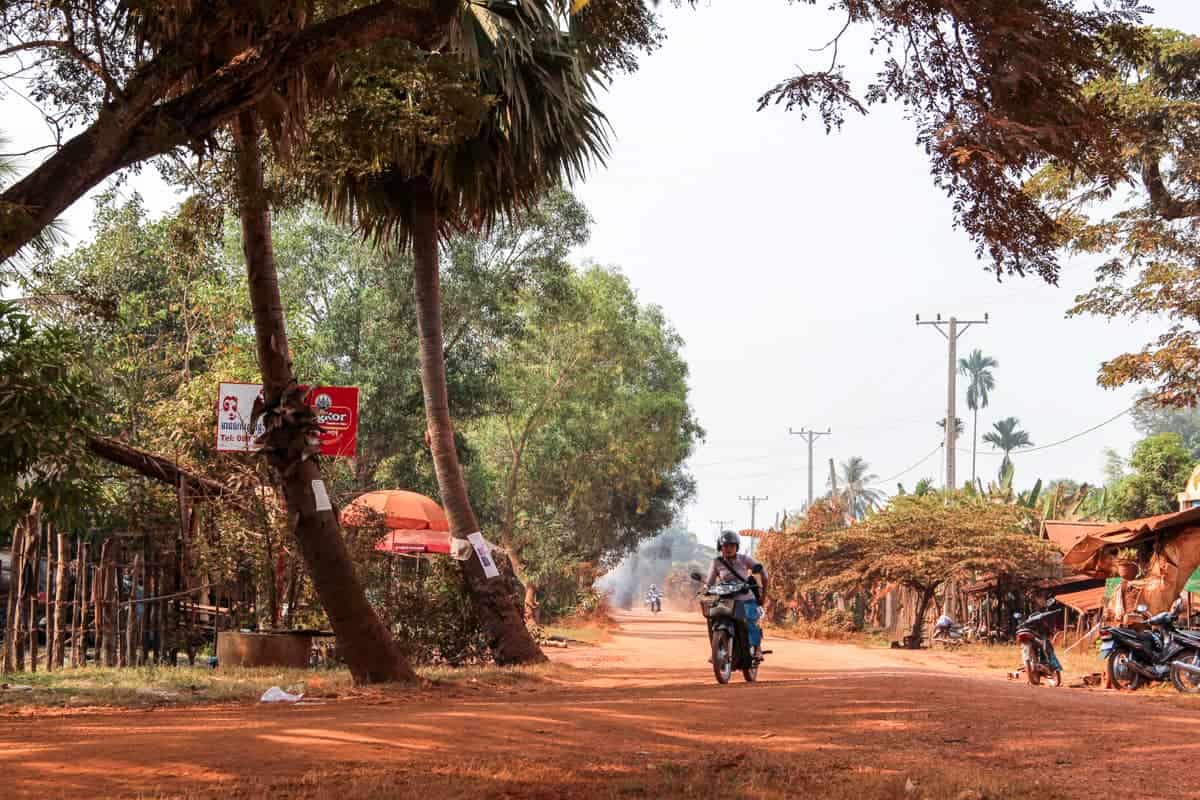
[704,530,767,659]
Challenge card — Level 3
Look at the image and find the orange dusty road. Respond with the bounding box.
[5,611,1200,799]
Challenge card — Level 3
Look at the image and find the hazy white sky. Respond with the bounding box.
[571,0,1200,539]
[6,1,1200,543]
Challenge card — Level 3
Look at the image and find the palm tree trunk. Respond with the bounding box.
[410,180,545,665]
[234,110,414,684]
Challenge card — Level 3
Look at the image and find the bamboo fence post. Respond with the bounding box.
[95,539,112,666]
[125,553,141,667]
[27,518,40,673]
[51,531,68,669]
[72,539,85,666]
[156,567,166,665]
[3,518,26,673]
[45,523,54,672]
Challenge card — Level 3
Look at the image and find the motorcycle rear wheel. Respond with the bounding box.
[1106,650,1144,690]
[711,630,733,684]
[1171,649,1200,693]
[742,662,758,682]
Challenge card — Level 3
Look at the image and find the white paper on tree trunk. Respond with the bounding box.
[311,480,332,512]
[448,537,473,561]
[467,532,500,578]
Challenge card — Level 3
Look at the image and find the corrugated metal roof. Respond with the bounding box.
[1055,586,1107,613]
[1041,520,1108,554]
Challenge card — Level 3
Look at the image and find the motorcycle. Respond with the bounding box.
[931,614,969,648]
[1014,602,1063,687]
[691,566,767,684]
[1101,598,1200,691]
[645,590,662,614]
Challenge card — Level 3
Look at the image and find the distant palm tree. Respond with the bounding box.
[959,350,998,485]
[830,457,884,520]
[983,417,1033,477]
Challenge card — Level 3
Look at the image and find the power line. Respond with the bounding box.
[957,406,1134,458]
[867,441,945,488]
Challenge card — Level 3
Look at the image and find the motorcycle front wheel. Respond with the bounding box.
[711,629,733,684]
[1106,650,1144,690]
[1171,649,1200,693]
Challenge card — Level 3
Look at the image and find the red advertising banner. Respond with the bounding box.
[215,383,359,458]
[304,385,359,458]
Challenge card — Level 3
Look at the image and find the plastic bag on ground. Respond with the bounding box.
[260,686,304,703]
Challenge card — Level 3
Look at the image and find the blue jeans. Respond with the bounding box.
[737,599,763,649]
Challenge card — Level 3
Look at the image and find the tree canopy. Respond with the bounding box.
[795,494,1055,599]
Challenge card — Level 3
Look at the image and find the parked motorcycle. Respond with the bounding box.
[1101,598,1200,691]
[1015,602,1063,686]
[691,567,767,684]
[931,614,969,648]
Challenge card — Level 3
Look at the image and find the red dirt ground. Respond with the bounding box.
[4,611,1200,799]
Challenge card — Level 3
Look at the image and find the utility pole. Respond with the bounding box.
[709,519,733,537]
[788,427,831,509]
[916,313,988,490]
[737,496,767,557]
[738,495,767,531]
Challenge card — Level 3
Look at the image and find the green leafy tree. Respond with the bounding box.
[1131,397,1200,461]
[982,417,1034,477]
[959,350,998,485]
[476,266,700,619]
[0,301,101,530]
[1114,432,1195,520]
[1023,30,1200,408]
[793,494,1058,646]
[0,1,661,260]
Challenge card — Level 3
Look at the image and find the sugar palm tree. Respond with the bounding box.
[983,417,1033,477]
[830,457,884,520]
[306,2,607,664]
[959,349,998,485]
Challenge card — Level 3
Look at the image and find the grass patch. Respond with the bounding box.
[0,661,560,710]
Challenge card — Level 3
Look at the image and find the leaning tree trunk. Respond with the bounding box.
[908,585,938,649]
[410,182,545,665]
[234,111,414,684]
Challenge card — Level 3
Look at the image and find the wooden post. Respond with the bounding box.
[157,567,168,666]
[115,555,126,669]
[140,535,150,665]
[95,539,112,667]
[125,553,141,667]
[28,519,40,672]
[3,518,25,673]
[51,532,68,669]
[72,539,86,667]
[45,523,54,673]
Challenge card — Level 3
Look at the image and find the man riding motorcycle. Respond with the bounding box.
[703,530,767,659]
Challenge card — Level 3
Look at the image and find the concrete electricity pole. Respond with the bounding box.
[916,313,988,490]
[710,519,733,537]
[738,495,767,531]
[788,427,831,509]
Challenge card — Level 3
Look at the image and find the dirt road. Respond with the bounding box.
[5,612,1200,799]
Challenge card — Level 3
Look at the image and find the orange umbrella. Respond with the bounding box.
[341,490,451,555]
